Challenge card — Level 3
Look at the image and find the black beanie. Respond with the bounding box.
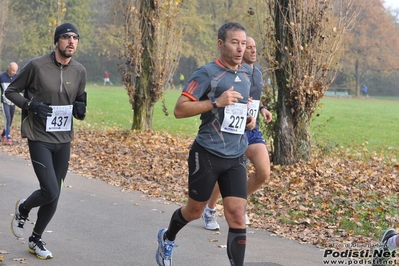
[54,23,79,44]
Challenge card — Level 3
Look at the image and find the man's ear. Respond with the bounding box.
[217,39,223,48]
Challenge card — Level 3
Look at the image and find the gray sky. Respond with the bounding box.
[384,0,399,10]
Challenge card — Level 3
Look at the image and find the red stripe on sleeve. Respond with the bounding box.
[181,92,198,101]
[185,80,199,95]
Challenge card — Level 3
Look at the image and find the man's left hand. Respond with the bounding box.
[246,116,256,130]
[261,108,272,123]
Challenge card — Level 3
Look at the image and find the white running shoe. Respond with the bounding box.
[202,209,220,230]
[245,213,251,225]
[11,199,28,238]
[28,239,53,260]
[156,228,178,266]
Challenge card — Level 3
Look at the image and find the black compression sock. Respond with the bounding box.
[227,228,246,266]
[165,208,188,241]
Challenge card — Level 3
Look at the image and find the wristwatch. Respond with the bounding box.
[211,96,218,108]
[260,106,267,111]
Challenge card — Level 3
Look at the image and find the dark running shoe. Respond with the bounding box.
[372,228,398,266]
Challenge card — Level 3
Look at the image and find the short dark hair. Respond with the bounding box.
[217,22,246,42]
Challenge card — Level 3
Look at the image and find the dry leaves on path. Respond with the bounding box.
[2,129,399,250]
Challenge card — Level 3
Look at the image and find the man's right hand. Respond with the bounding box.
[217,87,243,107]
[28,102,53,119]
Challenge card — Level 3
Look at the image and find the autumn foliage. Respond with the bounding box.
[2,129,398,250]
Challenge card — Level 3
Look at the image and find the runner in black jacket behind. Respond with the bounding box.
[6,22,86,260]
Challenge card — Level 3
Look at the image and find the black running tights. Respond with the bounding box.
[24,140,70,236]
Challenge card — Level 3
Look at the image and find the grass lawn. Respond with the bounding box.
[311,97,399,158]
[82,85,199,137]
[83,85,399,158]
[82,85,132,131]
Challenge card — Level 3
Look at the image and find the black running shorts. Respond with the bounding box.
[187,140,247,202]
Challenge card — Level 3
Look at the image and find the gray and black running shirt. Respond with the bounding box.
[181,59,252,158]
[249,64,263,103]
[249,64,264,128]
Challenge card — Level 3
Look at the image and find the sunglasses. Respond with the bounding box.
[59,33,80,40]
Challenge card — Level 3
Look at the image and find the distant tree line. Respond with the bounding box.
[1,0,399,164]
[1,0,398,96]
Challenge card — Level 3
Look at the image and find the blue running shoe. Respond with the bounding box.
[155,228,178,266]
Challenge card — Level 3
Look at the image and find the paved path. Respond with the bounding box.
[0,150,325,266]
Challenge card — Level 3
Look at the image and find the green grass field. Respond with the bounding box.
[310,97,399,157]
[82,85,200,136]
[82,85,399,157]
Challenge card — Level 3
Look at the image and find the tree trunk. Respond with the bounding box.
[0,1,9,67]
[131,51,155,130]
[132,90,154,130]
[273,86,312,164]
[118,0,182,131]
[272,0,296,165]
[131,0,156,130]
[264,0,360,165]
[293,116,311,161]
[272,0,312,165]
[273,87,296,165]
[355,59,360,96]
